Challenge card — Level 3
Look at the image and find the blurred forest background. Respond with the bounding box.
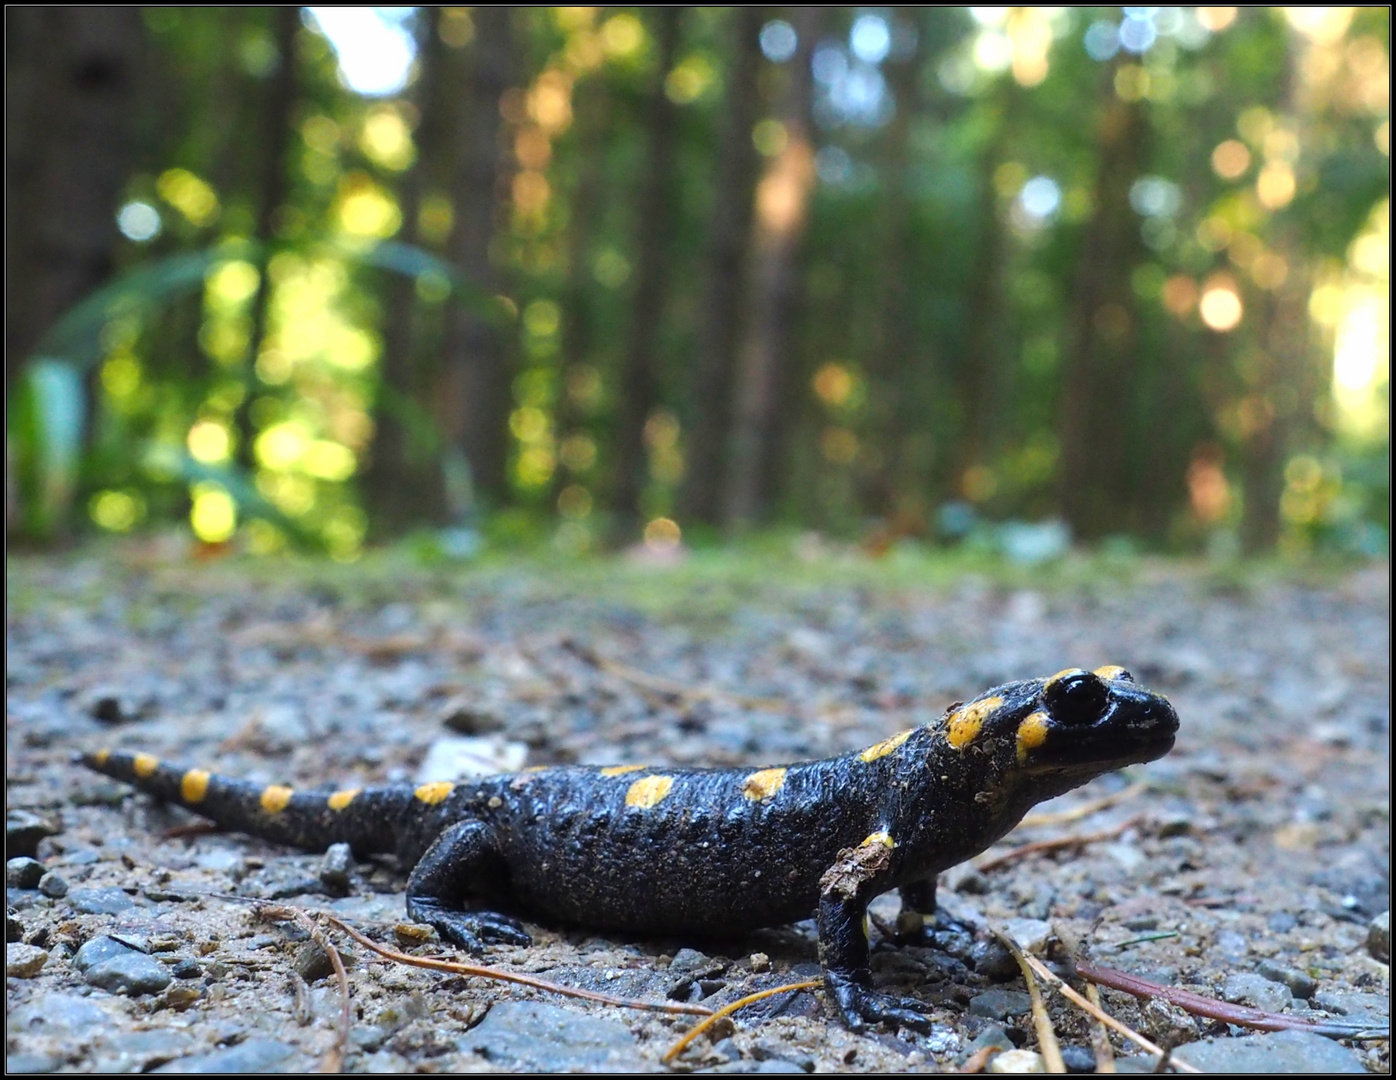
[5,7,1389,563]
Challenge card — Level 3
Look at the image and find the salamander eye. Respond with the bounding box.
[1045,671,1109,725]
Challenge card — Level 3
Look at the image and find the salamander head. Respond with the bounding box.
[943,665,1178,781]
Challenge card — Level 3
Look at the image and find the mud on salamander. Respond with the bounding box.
[81,665,1178,1031]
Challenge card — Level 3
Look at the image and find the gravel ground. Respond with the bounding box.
[5,546,1390,1073]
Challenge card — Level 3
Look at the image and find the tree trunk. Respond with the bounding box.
[231,5,300,471]
[5,7,143,392]
[1057,70,1150,542]
[723,6,818,528]
[611,7,684,534]
[679,7,763,528]
[365,8,443,536]
[439,6,517,511]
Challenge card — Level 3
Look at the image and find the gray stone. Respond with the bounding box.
[7,993,111,1036]
[1058,1044,1097,1072]
[155,1038,304,1073]
[6,810,58,858]
[293,940,336,983]
[1002,917,1051,954]
[1171,1030,1366,1072]
[84,952,172,995]
[7,857,45,890]
[465,1000,648,1072]
[1312,989,1391,1026]
[7,910,23,942]
[669,946,721,976]
[74,934,142,972]
[68,887,135,914]
[964,1025,1014,1060]
[1368,909,1390,963]
[1255,958,1318,1000]
[970,939,1018,981]
[968,988,1033,1020]
[172,957,202,979]
[5,1052,60,1073]
[6,942,49,977]
[90,1029,196,1073]
[319,843,353,896]
[1222,971,1292,1014]
[37,871,68,899]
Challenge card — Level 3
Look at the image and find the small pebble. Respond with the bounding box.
[748,951,770,973]
[294,941,335,983]
[37,871,68,898]
[6,910,23,943]
[969,988,1033,1020]
[989,1048,1045,1073]
[1058,1045,1097,1073]
[84,952,172,996]
[319,843,354,896]
[67,887,135,915]
[1367,910,1389,964]
[172,957,202,979]
[971,939,1018,981]
[6,942,49,977]
[669,946,718,976]
[158,1038,301,1073]
[75,935,144,972]
[6,857,44,890]
[1224,972,1292,1014]
[1172,1029,1365,1072]
[1257,958,1318,1000]
[6,810,58,859]
[1002,918,1052,954]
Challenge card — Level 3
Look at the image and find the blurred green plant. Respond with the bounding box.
[7,239,507,544]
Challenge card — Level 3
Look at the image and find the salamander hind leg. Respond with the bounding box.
[404,820,531,953]
[895,877,976,945]
[818,835,933,1033]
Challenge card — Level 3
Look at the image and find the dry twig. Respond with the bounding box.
[662,981,821,1064]
[989,925,1066,1073]
[976,817,1140,873]
[1019,780,1149,828]
[256,904,352,1073]
[1076,960,1387,1038]
[324,915,712,1018]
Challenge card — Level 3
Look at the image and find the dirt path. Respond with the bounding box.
[5,551,1389,1072]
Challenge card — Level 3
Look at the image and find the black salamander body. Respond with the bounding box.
[82,665,1178,1031]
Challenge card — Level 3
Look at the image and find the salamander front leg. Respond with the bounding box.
[404,820,531,952]
[817,836,932,1033]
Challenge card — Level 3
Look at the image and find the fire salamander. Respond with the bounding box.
[81,665,1177,1032]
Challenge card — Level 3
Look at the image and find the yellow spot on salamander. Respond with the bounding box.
[625,774,674,809]
[180,769,210,803]
[1016,710,1050,763]
[862,830,895,849]
[859,729,913,763]
[1045,667,1086,688]
[742,767,787,801]
[132,753,160,778]
[92,748,112,767]
[523,765,550,773]
[414,782,455,805]
[946,696,1003,749]
[1093,665,1128,681]
[600,764,647,777]
[327,789,360,812]
[260,785,294,814]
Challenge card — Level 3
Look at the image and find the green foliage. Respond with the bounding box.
[6,6,1389,558]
